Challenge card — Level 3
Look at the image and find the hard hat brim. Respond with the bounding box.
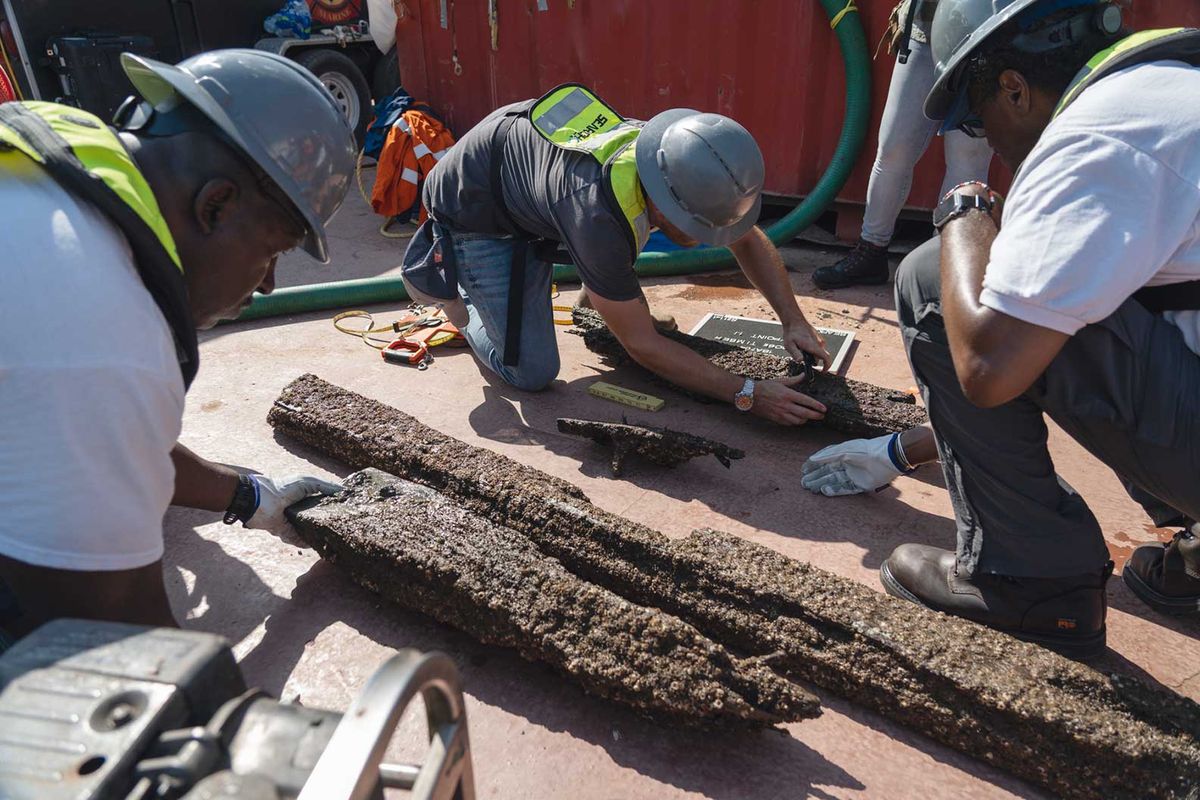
[635,108,760,248]
[121,52,332,263]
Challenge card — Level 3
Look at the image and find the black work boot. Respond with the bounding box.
[811,238,890,289]
[880,544,1113,660]
[1123,528,1200,615]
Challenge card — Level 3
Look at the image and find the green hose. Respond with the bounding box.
[234,0,871,323]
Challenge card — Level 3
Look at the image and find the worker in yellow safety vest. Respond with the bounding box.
[401,84,834,426]
[0,49,356,640]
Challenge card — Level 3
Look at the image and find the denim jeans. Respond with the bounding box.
[861,40,994,246]
[451,231,560,391]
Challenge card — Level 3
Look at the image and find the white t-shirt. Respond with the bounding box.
[0,152,184,571]
[983,61,1200,355]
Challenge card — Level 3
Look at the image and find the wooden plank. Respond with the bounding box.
[271,375,1200,799]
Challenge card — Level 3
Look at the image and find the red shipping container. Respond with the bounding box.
[395,0,1200,223]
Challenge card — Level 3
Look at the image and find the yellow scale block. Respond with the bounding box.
[587,381,664,412]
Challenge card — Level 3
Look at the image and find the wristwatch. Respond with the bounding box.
[734,378,756,412]
[223,473,261,526]
[932,190,995,231]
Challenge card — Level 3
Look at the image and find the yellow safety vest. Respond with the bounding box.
[526,83,650,260]
[1052,28,1200,313]
[1055,28,1200,118]
[0,101,198,387]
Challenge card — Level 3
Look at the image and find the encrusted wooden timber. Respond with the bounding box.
[288,469,818,726]
[556,417,745,476]
[271,375,1200,799]
[569,307,927,438]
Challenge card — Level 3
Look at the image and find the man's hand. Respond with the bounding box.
[782,318,832,369]
[801,435,903,496]
[751,376,827,426]
[245,475,342,530]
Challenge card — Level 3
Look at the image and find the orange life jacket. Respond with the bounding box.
[371,106,456,220]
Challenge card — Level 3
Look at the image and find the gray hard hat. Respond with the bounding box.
[635,110,765,247]
[925,0,1119,124]
[121,49,357,263]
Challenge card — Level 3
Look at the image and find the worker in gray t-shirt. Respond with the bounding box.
[404,84,831,426]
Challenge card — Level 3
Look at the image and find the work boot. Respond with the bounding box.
[880,544,1113,660]
[811,238,891,289]
[1123,527,1200,616]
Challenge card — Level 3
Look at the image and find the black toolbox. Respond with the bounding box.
[46,34,156,122]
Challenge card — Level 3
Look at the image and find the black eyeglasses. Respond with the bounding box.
[955,112,987,139]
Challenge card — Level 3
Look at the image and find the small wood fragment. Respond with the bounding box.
[556,417,744,476]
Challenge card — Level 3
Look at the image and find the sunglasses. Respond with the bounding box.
[939,86,987,140]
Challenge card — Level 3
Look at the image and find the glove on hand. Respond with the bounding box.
[244,475,342,530]
[800,434,907,497]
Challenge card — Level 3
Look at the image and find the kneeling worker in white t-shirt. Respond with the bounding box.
[833,0,1200,659]
[0,49,356,640]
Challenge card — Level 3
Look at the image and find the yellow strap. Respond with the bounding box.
[334,306,464,350]
[830,0,858,29]
[333,310,397,349]
[550,284,575,326]
[553,304,575,326]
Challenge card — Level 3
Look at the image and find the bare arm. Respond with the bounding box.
[170,442,238,511]
[586,292,826,425]
[900,424,938,465]
[940,186,1069,408]
[0,554,175,638]
[729,226,832,367]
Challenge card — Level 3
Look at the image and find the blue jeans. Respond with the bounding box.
[452,232,560,391]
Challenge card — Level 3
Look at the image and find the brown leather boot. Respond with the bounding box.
[812,238,890,289]
[880,544,1112,660]
[1123,528,1200,616]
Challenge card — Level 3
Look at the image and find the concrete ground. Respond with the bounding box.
[170,190,1200,799]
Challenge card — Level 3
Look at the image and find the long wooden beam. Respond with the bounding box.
[271,375,1200,799]
[288,469,818,726]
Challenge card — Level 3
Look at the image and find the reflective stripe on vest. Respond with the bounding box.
[1055,28,1198,118]
[528,83,649,256]
[1050,28,1200,314]
[0,101,182,271]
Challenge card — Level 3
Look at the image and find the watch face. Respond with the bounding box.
[735,394,754,412]
[932,193,958,229]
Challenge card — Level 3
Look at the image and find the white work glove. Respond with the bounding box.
[800,434,908,497]
[244,475,342,530]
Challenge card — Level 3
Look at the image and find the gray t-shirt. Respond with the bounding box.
[422,101,644,301]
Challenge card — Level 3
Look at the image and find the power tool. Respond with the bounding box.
[0,619,475,799]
